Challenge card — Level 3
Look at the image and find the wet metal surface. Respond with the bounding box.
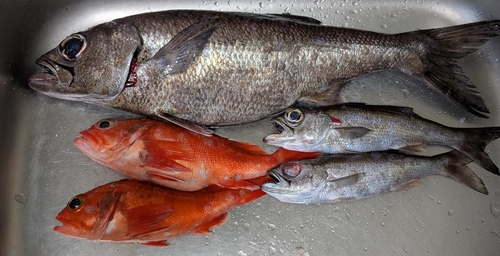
[1,0,499,255]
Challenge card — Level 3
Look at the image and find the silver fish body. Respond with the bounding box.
[29,10,500,130]
[263,103,500,175]
[261,151,488,204]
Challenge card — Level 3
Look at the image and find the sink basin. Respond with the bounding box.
[1,0,499,255]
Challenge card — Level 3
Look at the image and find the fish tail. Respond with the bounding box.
[271,147,321,163]
[414,20,500,118]
[454,126,500,175]
[439,150,488,195]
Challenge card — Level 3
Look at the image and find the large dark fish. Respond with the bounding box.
[28,10,500,133]
[263,103,500,175]
[262,151,488,204]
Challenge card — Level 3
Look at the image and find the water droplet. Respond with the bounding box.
[14,193,26,203]
[350,9,358,14]
[364,247,368,251]
[267,223,276,231]
[259,2,264,8]
[429,195,434,200]
[456,230,460,234]
[404,249,408,253]
[401,89,410,98]
[489,190,500,218]
[459,117,466,123]
[466,226,470,231]
[476,11,483,17]
[481,219,485,222]
[448,210,453,216]
[371,210,375,214]
[381,222,385,227]
[237,250,247,256]
[269,246,277,254]
[381,24,388,29]
[437,200,442,205]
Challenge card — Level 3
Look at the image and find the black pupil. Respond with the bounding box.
[289,111,301,121]
[69,197,81,209]
[98,121,111,129]
[64,37,83,58]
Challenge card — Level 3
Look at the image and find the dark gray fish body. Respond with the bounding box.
[262,151,488,204]
[264,103,500,175]
[29,10,500,131]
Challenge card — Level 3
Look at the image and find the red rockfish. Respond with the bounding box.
[54,178,267,246]
[74,118,319,191]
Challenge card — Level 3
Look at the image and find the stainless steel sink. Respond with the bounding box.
[1,0,499,255]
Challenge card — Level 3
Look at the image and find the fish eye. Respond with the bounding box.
[67,195,85,211]
[284,108,304,126]
[58,34,87,61]
[283,163,301,178]
[97,119,114,129]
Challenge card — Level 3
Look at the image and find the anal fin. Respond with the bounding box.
[194,213,229,234]
[390,179,420,192]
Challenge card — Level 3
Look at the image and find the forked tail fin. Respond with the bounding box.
[454,126,500,175]
[439,150,488,195]
[415,20,500,118]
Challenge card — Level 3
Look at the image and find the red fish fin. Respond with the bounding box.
[194,213,229,234]
[142,140,194,172]
[399,143,427,153]
[390,179,420,192]
[230,140,270,156]
[236,187,267,205]
[218,179,261,190]
[141,240,171,247]
[271,147,320,163]
[122,204,174,237]
[147,170,185,183]
[246,176,273,187]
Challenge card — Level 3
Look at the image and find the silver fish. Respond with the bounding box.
[263,103,500,175]
[28,10,500,133]
[261,151,488,204]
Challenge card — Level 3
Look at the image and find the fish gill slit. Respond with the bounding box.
[124,48,140,88]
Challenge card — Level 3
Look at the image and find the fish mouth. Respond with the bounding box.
[54,215,83,238]
[263,117,294,144]
[28,58,59,86]
[262,168,290,191]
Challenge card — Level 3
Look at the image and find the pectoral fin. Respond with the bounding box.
[336,127,371,139]
[399,143,427,153]
[157,111,214,136]
[122,204,174,237]
[142,140,195,172]
[329,173,365,187]
[150,17,217,75]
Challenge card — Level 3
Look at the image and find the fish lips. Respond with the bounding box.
[263,117,295,145]
[261,168,291,192]
[54,215,84,238]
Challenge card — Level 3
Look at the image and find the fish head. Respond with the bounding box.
[29,22,140,101]
[74,118,153,164]
[261,160,328,204]
[263,108,330,151]
[54,184,123,240]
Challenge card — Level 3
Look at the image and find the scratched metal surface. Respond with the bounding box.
[1,0,499,255]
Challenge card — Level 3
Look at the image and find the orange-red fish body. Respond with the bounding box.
[75,118,319,191]
[54,179,266,246]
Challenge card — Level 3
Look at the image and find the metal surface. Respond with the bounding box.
[1,0,499,255]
